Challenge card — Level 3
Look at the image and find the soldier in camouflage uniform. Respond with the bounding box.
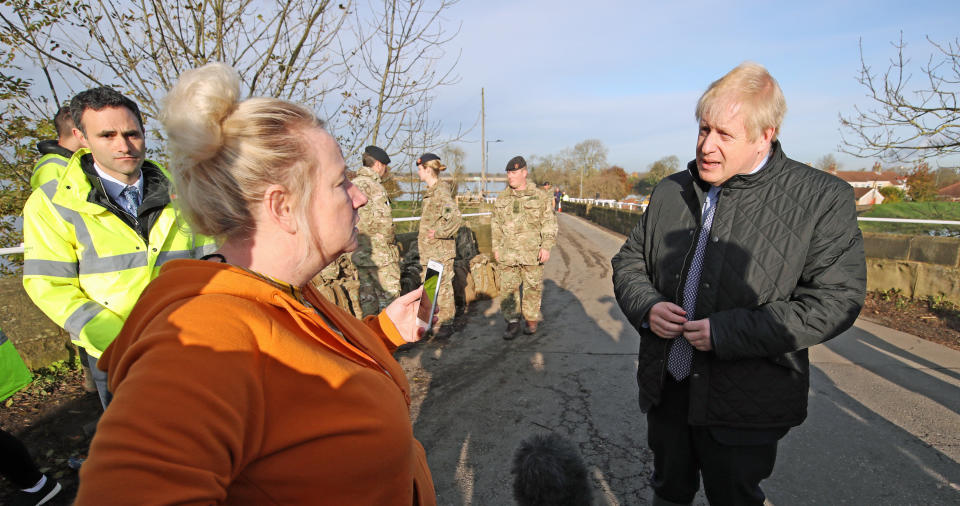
[416,153,462,339]
[493,156,558,340]
[351,145,401,317]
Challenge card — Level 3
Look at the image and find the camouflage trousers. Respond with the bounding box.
[498,263,544,323]
[357,262,401,317]
[422,257,455,326]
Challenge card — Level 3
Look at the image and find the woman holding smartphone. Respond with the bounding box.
[75,63,436,505]
[416,153,462,339]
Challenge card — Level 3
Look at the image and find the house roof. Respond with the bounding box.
[834,170,904,183]
[853,187,872,199]
[938,181,960,198]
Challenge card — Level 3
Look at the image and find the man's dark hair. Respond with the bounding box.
[361,152,377,168]
[53,105,74,139]
[512,433,592,506]
[70,86,144,134]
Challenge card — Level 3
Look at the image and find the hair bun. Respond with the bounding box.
[161,63,241,165]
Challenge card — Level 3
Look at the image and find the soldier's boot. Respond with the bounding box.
[502,320,521,340]
[524,320,539,335]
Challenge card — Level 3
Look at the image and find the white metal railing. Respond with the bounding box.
[4,213,958,257]
[392,212,491,223]
[565,197,647,212]
[856,217,960,225]
[0,213,494,257]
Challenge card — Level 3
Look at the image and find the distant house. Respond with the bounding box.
[938,181,960,201]
[831,162,907,205]
[853,187,885,206]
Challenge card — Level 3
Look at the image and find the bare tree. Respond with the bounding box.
[814,153,841,172]
[340,0,464,162]
[441,143,465,195]
[1,1,350,131]
[840,33,960,162]
[572,139,608,198]
[1,0,465,160]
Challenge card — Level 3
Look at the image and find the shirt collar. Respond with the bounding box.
[94,162,143,204]
[749,149,771,175]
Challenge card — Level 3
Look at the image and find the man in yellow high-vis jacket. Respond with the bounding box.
[30,105,82,191]
[22,87,215,408]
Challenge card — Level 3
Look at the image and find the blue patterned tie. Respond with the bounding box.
[120,186,140,217]
[667,187,720,381]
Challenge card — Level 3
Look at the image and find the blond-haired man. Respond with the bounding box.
[612,63,866,505]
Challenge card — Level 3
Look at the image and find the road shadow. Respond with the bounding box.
[771,364,960,504]
[822,328,960,414]
[400,278,653,505]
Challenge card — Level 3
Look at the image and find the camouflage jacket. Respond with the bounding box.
[493,185,558,265]
[418,180,461,262]
[351,167,399,267]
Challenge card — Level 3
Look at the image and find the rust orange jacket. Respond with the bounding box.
[76,259,435,505]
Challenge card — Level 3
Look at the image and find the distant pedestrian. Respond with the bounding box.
[493,156,557,339]
[611,62,866,505]
[30,104,82,190]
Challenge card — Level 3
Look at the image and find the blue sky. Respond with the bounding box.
[430,0,960,174]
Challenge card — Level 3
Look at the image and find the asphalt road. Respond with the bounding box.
[396,213,960,505]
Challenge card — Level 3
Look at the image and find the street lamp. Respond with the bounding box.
[483,138,503,197]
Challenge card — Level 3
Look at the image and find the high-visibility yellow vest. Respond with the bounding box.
[22,149,216,357]
[30,141,73,190]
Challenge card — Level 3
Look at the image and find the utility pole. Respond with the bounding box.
[481,88,486,197]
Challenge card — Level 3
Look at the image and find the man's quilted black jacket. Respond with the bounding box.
[612,141,866,428]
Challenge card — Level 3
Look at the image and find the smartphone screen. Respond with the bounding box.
[418,265,441,324]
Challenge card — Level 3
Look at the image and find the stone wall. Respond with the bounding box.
[564,203,960,305]
[862,233,960,303]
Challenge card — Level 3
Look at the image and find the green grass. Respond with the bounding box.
[859,201,960,236]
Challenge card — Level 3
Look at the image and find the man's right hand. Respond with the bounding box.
[494,252,500,262]
[648,301,687,338]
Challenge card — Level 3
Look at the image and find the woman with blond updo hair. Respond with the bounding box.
[75,63,436,505]
[416,153,462,339]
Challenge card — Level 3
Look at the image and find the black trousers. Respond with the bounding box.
[0,428,42,489]
[647,376,785,506]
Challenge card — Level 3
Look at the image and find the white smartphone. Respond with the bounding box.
[417,259,444,333]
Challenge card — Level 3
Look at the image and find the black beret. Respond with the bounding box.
[364,145,390,165]
[417,152,440,165]
[506,156,527,171]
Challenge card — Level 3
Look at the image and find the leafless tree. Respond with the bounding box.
[340,0,464,162]
[1,1,349,129]
[840,33,960,162]
[813,153,841,172]
[0,0,465,160]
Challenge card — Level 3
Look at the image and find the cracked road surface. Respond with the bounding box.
[396,213,960,505]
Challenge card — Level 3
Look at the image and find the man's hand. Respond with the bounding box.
[494,252,501,262]
[427,229,436,239]
[683,318,712,351]
[538,248,550,263]
[648,302,686,338]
